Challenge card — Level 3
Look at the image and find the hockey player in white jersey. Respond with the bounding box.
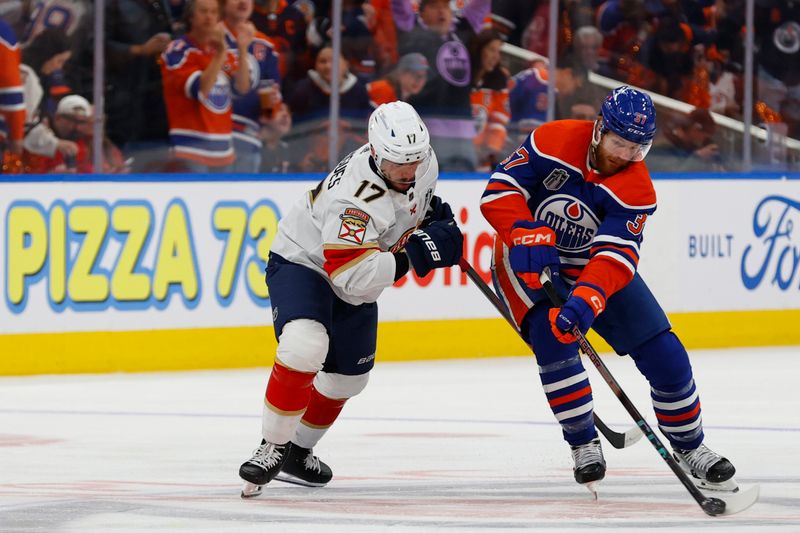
[239,101,464,497]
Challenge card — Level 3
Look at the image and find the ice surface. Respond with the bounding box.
[1,347,798,531]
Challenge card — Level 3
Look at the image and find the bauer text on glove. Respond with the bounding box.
[404,221,464,277]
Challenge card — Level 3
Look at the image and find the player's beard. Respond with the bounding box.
[591,145,629,177]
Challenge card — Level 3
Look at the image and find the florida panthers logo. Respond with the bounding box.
[338,208,371,245]
[535,195,600,251]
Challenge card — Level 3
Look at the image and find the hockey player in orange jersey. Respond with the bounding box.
[480,86,740,493]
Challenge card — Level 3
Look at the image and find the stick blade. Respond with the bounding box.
[594,414,644,449]
[718,484,760,516]
[621,426,644,448]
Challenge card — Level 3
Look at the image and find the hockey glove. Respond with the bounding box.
[422,195,455,227]
[404,220,464,277]
[548,282,607,344]
[508,220,560,289]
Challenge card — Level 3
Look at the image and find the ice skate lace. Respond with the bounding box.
[679,444,721,474]
[572,440,603,468]
[249,443,284,469]
[304,450,322,473]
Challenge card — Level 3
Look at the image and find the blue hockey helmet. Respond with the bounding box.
[599,86,656,144]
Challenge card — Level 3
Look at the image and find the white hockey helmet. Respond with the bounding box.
[368,101,430,168]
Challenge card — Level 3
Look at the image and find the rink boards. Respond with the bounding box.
[1,173,798,375]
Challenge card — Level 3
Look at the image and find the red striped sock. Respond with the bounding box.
[301,387,347,429]
[265,362,316,414]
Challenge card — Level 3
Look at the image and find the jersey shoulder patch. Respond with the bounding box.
[337,207,371,245]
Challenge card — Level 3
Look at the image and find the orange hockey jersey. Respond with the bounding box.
[160,35,239,167]
[481,120,657,323]
[0,21,24,144]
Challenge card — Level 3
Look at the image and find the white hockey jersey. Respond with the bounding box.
[269,144,440,306]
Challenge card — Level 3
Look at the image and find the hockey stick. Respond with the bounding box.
[457,257,642,450]
[539,267,745,517]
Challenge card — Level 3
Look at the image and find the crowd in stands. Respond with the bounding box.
[0,0,798,175]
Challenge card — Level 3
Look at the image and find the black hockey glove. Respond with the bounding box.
[404,220,464,277]
[421,195,455,227]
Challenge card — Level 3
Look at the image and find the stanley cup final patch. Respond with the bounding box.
[543,168,570,191]
[338,208,371,245]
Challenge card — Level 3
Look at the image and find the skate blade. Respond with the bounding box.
[240,481,263,498]
[274,472,328,487]
[695,477,739,492]
[714,484,760,516]
[583,480,601,500]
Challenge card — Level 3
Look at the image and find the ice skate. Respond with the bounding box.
[571,438,606,496]
[275,444,333,487]
[239,440,291,498]
[673,443,738,492]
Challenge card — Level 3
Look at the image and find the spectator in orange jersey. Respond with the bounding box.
[0,19,25,169]
[469,29,510,172]
[160,0,254,172]
[367,52,429,108]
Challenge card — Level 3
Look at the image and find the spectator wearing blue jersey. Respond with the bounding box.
[223,0,281,173]
[508,59,586,144]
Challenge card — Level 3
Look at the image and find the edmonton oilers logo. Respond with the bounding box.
[247,54,261,91]
[436,41,470,87]
[535,195,600,251]
[201,73,232,113]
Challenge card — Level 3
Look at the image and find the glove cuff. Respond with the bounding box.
[572,282,606,317]
[392,251,410,281]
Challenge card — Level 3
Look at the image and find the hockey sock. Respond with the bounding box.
[262,361,316,444]
[651,379,704,450]
[294,386,347,449]
[630,331,704,450]
[538,354,596,445]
